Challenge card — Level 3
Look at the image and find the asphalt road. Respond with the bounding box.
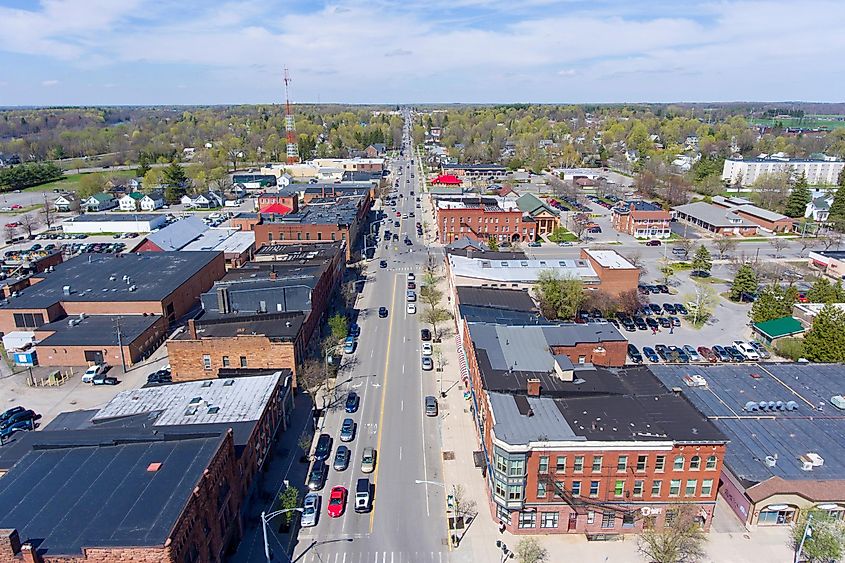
[293,117,449,563]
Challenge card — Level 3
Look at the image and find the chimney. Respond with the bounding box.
[216,286,230,314]
[21,542,42,563]
[527,378,541,397]
[0,529,22,557]
[187,319,197,339]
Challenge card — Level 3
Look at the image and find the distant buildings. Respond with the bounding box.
[808,249,845,280]
[722,156,844,186]
[441,163,507,183]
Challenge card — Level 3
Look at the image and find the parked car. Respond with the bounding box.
[0,406,26,425]
[655,344,670,362]
[662,303,676,314]
[733,341,760,361]
[646,317,659,330]
[621,318,636,332]
[634,317,647,331]
[82,363,108,383]
[327,486,347,518]
[421,356,433,371]
[750,341,771,359]
[645,239,662,246]
[345,392,360,413]
[657,317,671,329]
[725,345,746,362]
[147,369,172,385]
[407,303,417,314]
[712,345,732,362]
[340,418,356,443]
[656,284,670,294]
[425,395,438,417]
[92,373,119,385]
[420,328,431,341]
[0,418,33,441]
[333,445,351,471]
[642,347,660,363]
[648,303,662,314]
[674,303,689,315]
[668,316,681,327]
[697,346,718,363]
[421,343,433,356]
[627,344,643,364]
[683,345,702,362]
[307,462,328,491]
[314,433,333,461]
[361,447,377,473]
[301,493,320,527]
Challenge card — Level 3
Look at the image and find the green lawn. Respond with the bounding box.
[34,169,136,193]
[548,228,578,243]
[750,116,845,129]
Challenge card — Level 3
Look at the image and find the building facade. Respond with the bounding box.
[437,199,530,244]
[722,157,845,186]
[611,201,671,239]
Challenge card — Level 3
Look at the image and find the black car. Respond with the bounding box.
[378,307,388,318]
[420,328,431,341]
[646,317,659,330]
[307,462,328,491]
[655,344,670,361]
[621,318,636,332]
[314,433,333,461]
[657,284,670,294]
[627,344,643,364]
[642,347,660,363]
[674,303,689,315]
[657,316,671,329]
[147,371,172,385]
[638,285,649,295]
[648,303,662,314]
[669,316,681,327]
[725,346,746,362]
[662,303,676,314]
[633,317,647,330]
[93,373,119,385]
[0,418,33,441]
[345,392,360,413]
[0,406,25,425]
[0,409,37,431]
[379,260,388,269]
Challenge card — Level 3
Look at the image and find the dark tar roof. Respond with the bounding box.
[488,366,727,445]
[37,314,161,347]
[457,287,536,312]
[185,311,305,340]
[651,363,845,486]
[0,252,221,309]
[812,250,845,260]
[262,196,363,226]
[0,430,225,555]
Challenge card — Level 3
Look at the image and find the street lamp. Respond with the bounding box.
[261,508,303,563]
[794,513,813,563]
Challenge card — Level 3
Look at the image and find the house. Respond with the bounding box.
[118,191,145,211]
[515,193,560,237]
[83,193,117,212]
[140,190,165,211]
[805,196,833,222]
[182,192,223,209]
[612,201,671,239]
[53,193,79,213]
[364,144,386,158]
[278,172,293,187]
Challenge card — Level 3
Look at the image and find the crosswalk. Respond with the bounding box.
[296,551,447,563]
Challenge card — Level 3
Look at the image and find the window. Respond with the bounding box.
[518,511,536,528]
[586,511,595,525]
[222,356,229,367]
[617,456,628,472]
[673,456,685,471]
[601,512,615,529]
[614,480,624,497]
[239,356,247,368]
[637,455,647,472]
[571,481,581,497]
[536,482,547,498]
[592,456,603,473]
[690,455,701,470]
[622,512,636,528]
[202,354,211,370]
[556,456,566,473]
[651,480,662,497]
[268,232,273,241]
[665,508,679,527]
[706,455,718,470]
[701,479,713,496]
[494,480,506,499]
[495,453,507,474]
[669,480,681,497]
[509,458,525,477]
[574,456,584,473]
[589,481,600,497]
[685,480,697,497]
[507,484,522,501]
[13,313,44,328]
[538,456,549,473]
[578,355,586,364]
[541,512,559,528]
[633,480,644,497]
[655,455,666,472]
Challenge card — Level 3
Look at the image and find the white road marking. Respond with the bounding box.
[401,399,404,412]
[343,553,347,563]
[399,446,403,460]
[420,353,430,517]
[402,364,405,374]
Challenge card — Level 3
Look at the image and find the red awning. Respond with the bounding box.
[260,203,292,215]
[432,174,462,185]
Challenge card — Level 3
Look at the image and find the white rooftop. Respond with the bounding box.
[181,228,255,254]
[449,254,598,283]
[92,372,283,426]
[583,249,636,270]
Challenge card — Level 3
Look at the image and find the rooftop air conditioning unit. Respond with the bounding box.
[800,457,815,471]
[764,455,778,467]
[831,395,845,410]
[805,452,824,467]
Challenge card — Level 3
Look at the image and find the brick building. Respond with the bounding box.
[579,249,640,297]
[457,322,727,535]
[436,197,531,244]
[0,372,294,562]
[0,252,225,334]
[168,243,345,384]
[257,192,298,213]
[441,163,507,183]
[611,201,671,239]
[711,196,793,233]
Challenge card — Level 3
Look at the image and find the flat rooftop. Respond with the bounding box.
[94,371,283,426]
[0,252,221,310]
[456,286,536,312]
[262,197,363,226]
[63,213,162,223]
[0,432,224,555]
[651,363,845,487]
[672,201,756,228]
[488,366,726,445]
[184,311,306,340]
[583,249,636,269]
[37,314,161,347]
[181,229,255,254]
[449,254,598,283]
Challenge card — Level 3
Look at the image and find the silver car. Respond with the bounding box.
[301,492,320,527]
[361,447,377,474]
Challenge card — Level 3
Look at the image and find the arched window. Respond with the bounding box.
[690,456,701,470]
[673,456,685,471]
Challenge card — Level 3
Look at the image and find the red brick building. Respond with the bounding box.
[458,320,727,535]
[611,201,671,239]
[436,197,532,244]
[257,192,298,213]
[711,196,792,233]
[0,252,225,335]
[580,249,640,297]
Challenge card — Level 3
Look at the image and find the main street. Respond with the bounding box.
[291,116,450,563]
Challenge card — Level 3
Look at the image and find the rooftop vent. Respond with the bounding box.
[831,395,845,410]
[146,462,162,472]
[764,454,778,468]
[223,379,235,387]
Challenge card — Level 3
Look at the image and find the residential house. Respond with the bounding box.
[612,201,671,239]
[140,190,165,211]
[182,192,224,209]
[53,193,79,213]
[118,191,145,211]
[83,193,117,212]
[805,196,833,222]
[364,143,387,157]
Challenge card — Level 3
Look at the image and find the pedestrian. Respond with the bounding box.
[670,325,674,334]
[499,520,506,534]
[652,327,657,335]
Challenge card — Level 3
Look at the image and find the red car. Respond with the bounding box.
[697,346,718,363]
[10,204,22,210]
[327,486,347,518]
[395,212,401,217]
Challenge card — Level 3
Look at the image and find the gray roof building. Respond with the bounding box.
[141,215,209,251]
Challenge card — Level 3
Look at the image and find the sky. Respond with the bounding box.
[1,0,844,106]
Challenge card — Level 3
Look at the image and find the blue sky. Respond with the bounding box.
[1,0,844,106]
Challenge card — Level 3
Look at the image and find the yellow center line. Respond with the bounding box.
[370,273,397,532]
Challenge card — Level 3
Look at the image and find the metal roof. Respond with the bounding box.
[753,316,804,339]
[651,363,845,485]
[489,392,582,444]
[94,372,282,426]
[144,216,208,251]
[449,254,598,283]
[672,201,756,228]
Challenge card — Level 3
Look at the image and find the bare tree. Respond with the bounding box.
[770,237,789,258]
[713,235,737,259]
[451,484,477,525]
[3,224,19,243]
[637,504,707,563]
[18,213,40,238]
[819,232,843,251]
[515,537,549,563]
[677,238,694,256]
[40,193,55,229]
[297,358,330,409]
[622,251,646,281]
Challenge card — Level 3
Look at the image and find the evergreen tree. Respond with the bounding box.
[807,277,836,304]
[730,265,758,301]
[785,173,811,218]
[830,172,845,229]
[802,305,845,362]
[691,244,712,276]
[750,285,796,323]
[163,161,188,188]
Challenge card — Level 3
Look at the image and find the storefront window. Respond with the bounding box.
[518,511,536,528]
[758,507,796,525]
[541,512,559,528]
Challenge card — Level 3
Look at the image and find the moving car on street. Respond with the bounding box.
[301,493,320,527]
[327,486,347,518]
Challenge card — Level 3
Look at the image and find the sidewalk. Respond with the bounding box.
[420,189,792,563]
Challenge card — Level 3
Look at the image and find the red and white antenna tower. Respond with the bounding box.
[284,67,299,164]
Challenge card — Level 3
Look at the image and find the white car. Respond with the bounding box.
[421,343,432,356]
[301,492,320,528]
[734,340,760,361]
[81,363,107,383]
[407,303,416,314]
[407,273,415,281]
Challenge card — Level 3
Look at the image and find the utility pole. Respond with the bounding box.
[114,316,127,372]
[794,513,813,563]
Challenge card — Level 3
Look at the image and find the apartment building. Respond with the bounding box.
[441,163,507,183]
[611,201,671,239]
[722,157,845,186]
[436,197,531,244]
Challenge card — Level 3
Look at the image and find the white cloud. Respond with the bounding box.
[41,79,59,87]
[557,69,576,76]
